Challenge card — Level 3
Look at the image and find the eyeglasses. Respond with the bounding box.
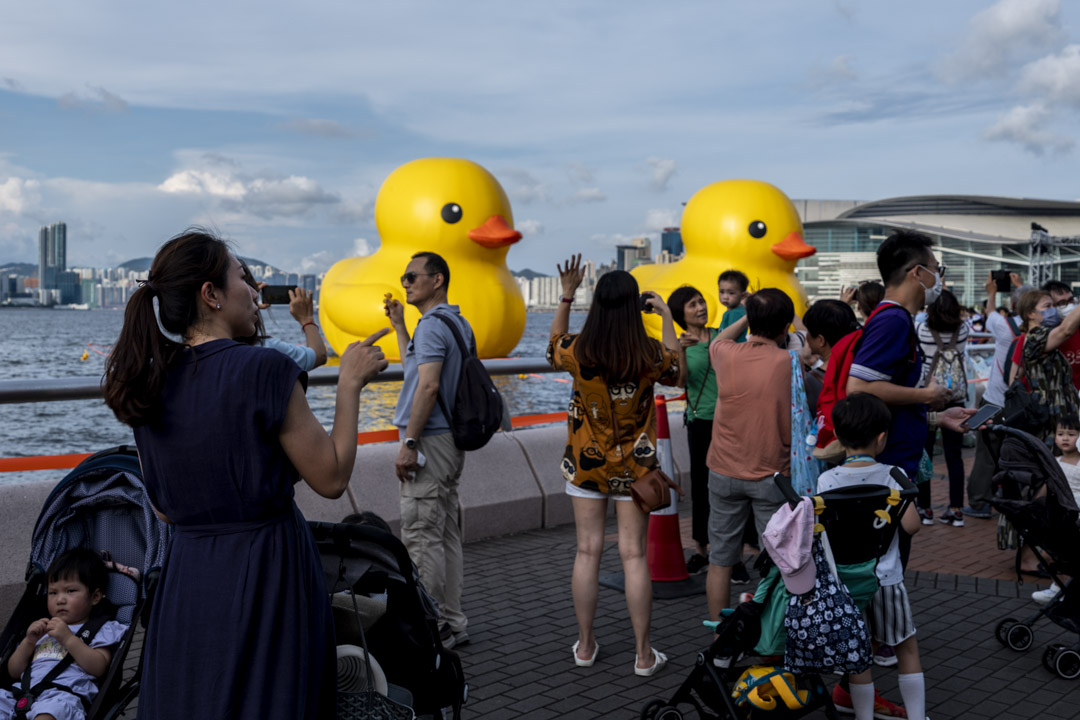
[910,263,947,279]
[400,272,437,285]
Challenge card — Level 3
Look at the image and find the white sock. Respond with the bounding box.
[897,672,925,720]
[849,682,876,720]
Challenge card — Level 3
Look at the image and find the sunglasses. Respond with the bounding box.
[400,272,437,285]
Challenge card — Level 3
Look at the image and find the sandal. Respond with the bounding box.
[572,640,599,667]
[634,647,668,676]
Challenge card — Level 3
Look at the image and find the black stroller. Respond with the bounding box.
[309,521,468,720]
[0,445,170,719]
[989,426,1080,679]
[640,472,916,720]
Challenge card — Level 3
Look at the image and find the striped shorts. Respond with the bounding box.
[866,582,916,646]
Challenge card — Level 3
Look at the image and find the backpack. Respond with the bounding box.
[813,304,916,463]
[430,313,504,451]
[731,665,812,713]
[925,327,967,404]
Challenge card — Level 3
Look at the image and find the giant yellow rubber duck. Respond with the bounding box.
[319,158,525,360]
[633,179,815,336]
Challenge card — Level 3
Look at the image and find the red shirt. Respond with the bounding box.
[1058,331,1080,389]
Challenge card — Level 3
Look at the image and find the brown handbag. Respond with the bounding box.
[610,394,684,514]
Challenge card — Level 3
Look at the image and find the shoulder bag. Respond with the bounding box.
[609,391,684,513]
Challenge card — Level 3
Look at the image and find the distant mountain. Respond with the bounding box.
[512,268,550,280]
[0,262,36,276]
[116,256,279,274]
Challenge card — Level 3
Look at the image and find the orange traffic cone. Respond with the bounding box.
[646,396,690,582]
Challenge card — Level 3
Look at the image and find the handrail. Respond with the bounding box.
[0,358,559,405]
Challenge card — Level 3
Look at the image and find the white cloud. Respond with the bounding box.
[353,237,373,256]
[943,0,1064,81]
[1020,44,1080,106]
[570,188,607,204]
[56,85,129,112]
[299,250,334,274]
[280,118,367,138]
[0,177,41,215]
[982,103,1073,155]
[643,208,679,233]
[159,169,246,199]
[517,219,544,236]
[500,168,549,204]
[646,157,677,192]
[566,162,594,183]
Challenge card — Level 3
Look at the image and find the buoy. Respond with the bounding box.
[646,396,690,582]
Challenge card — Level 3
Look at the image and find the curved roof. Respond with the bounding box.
[838,195,1080,220]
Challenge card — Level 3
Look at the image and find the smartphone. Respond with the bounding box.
[992,270,1011,294]
[261,284,297,305]
[640,294,653,313]
[966,403,1002,431]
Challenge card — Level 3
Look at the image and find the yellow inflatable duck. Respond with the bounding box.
[319,158,525,360]
[633,179,815,336]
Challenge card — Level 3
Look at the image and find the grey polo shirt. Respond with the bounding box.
[393,303,472,436]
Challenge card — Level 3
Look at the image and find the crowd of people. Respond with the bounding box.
[17,224,1079,719]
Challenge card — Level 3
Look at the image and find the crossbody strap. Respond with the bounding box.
[427,312,473,424]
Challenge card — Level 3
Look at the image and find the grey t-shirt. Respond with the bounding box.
[393,304,472,435]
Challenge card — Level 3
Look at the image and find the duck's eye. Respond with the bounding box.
[748,220,767,238]
[441,203,463,224]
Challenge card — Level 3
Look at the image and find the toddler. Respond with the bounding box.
[818,393,926,720]
[717,269,750,343]
[1032,418,1080,605]
[1,549,127,720]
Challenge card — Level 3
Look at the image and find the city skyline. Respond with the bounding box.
[2,1,1079,276]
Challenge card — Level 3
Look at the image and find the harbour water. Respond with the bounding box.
[0,307,586,485]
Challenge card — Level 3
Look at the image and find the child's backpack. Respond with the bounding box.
[731,666,811,713]
[813,304,915,463]
[431,312,504,451]
[925,328,967,404]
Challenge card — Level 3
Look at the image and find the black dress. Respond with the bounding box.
[133,339,335,719]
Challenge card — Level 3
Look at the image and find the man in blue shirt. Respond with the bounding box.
[385,251,472,649]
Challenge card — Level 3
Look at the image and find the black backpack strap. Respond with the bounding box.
[1007,315,1021,337]
[427,312,473,426]
[17,614,111,713]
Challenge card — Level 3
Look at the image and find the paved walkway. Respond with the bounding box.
[454,446,1075,719]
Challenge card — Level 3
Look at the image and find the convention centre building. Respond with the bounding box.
[792,195,1080,307]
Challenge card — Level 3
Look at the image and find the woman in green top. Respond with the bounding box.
[668,286,748,574]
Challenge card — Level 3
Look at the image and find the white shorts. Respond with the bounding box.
[0,687,86,720]
[564,481,633,501]
[867,582,916,646]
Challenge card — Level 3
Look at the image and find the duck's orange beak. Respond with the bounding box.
[771,231,816,261]
[468,215,522,249]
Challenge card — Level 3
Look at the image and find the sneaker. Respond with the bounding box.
[937,509,965,527]
[833,683,908,718]
[686,553,709,575]
[873,644,898,667]
[1032,583,1062,606]
[439,623,469,649]
[731,561,752,584]
[918,507,934,525]
[962,504,992,519]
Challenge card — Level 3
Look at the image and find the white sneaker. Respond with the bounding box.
[1032,583,1061,606]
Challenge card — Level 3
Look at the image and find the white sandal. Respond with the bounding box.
[634,647,667,676]
[572,640,599,667]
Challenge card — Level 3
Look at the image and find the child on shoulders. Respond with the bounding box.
[2,549,127,720]
[818,393,926,720]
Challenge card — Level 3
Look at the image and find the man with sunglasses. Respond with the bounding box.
[385,250,472,649]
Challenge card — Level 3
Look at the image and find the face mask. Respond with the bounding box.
[918,266,942,305]
[1062,303,1077,317]
[1042,307,1063,328]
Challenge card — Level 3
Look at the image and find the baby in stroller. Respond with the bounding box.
[1,550,127,720]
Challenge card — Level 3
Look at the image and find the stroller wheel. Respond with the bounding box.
[1004,623,1034,652]
[640,699,665,720]
[994,618,1015,647]
[655,706,684,720]
[1043,644,1066,673]
[1054,648,1080,680]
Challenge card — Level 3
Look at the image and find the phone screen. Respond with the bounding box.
[261,285,297,305]
[966,404,1001,430]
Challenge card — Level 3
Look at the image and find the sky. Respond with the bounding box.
[1,0,1078,275]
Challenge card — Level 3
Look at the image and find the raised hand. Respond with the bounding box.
[678,332,699,348]
[840,286,856,305]
[557,254,585,299]
[341,328,390,388]
[383,296,406,329]
[255,281,271,310]
[288,288,315,325]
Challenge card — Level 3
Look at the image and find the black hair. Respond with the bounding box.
[236,258,268,346]
[1057,415,1080,432]
[718,269,750,292]
[576,270,661,383]
[1042,280,1073,297]
[667,285,704,331]
[47,548,108,596]
[832,393,892,450]
[855,282,885,318]
[745,288,794,339]
[803,299,859,347]
[412,251,451,293]
[926,289,962,333]
[876,230,935,287]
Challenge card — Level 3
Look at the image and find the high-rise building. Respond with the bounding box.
[660,227,683,257]
[37,222,68,294]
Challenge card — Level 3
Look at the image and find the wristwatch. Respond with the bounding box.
[404,437,418,450]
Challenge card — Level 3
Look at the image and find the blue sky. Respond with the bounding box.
[1,0,1078,274]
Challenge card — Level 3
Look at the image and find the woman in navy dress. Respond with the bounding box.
[103,230,388,719]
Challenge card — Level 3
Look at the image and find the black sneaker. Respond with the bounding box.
[938,509,965,527]
[731,561,752,584]
[686,553,709,575]
[962,504,992,519]
[918,507,934,525]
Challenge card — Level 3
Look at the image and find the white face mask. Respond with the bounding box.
[917,265,942,305]
[1062,303,1077,317]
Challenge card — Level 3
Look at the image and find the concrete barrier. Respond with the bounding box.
[0,413,686,618]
